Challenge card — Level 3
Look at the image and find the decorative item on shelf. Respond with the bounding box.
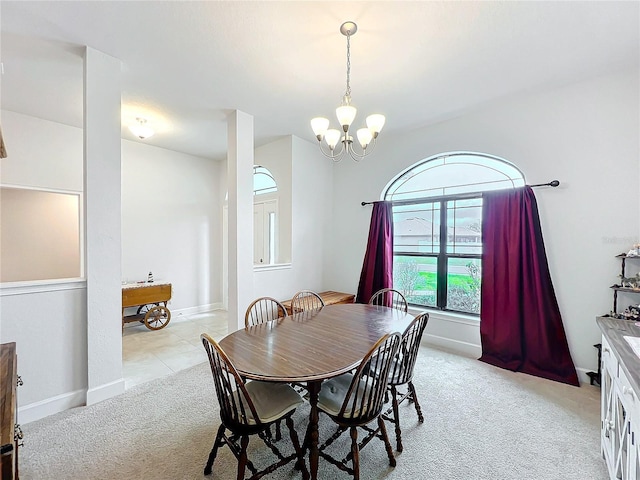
[310,21,385,163]
[619,273,640,290]
[627,244,640,257]
[620,304,640,321]
[147,271,154,283]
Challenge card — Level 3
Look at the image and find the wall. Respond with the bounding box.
[0,188,81,282]
[121,140,222,313]
[325,68,640,382]
[253,135,332,301]
[0,110,222,421]
[254,137,293,264]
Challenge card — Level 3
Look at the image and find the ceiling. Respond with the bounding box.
[1,1,638,161]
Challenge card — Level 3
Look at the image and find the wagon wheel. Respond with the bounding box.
[137,303,159,315]
[144,305,171,330]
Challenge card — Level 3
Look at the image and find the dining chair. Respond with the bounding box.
[245,296,288,328]
[382,312,429,452]
[200,333,308,480]
[368,288,408,312]
[291,290,325,313]
[315,332,401,479]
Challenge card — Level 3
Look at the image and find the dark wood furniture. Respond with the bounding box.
[290,290,325,312]
[121,282,172,330]
[244,296,288,328]
[281,290,355,315]
[317,333,401,479]
[369,288,409,313]
[218,303,414,480]
[610,254,640,315]
[1,342,20,480]
[200,334,308,480]
[383,312,429,452]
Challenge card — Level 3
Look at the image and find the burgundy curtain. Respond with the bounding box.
[356,201,394,304]
[480,186,579,386]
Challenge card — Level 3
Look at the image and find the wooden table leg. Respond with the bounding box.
[307,380,321,480]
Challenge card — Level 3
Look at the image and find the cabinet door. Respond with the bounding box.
[618,365,640,480]
[631,420,640,480]
[602,349,616,476]
[613,382,631,480]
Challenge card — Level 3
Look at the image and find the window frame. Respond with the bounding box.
[391,192,483,314]
[384,152,525,315]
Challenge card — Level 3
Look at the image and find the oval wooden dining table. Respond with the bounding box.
[218,303,414,480]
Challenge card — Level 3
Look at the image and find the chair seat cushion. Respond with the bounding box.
[240,381,303,425]
[367,356,409,385]
[317,373,372,419]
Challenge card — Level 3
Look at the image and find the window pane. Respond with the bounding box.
[393,203,440,254]
[393,255,437,307]
[385,152,525,200]
[253,165,278,195]
[446,198,482,254]
[446,258,481,314]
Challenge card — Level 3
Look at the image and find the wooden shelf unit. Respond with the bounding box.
[1,342,19,480]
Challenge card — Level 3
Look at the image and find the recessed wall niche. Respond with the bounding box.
[0,187,81,282]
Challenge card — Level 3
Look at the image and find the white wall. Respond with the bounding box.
[0,110,222,421]
[326,68,640,382]
[121,140,222,313]
[253,135,332,301]
[255,137,293,264]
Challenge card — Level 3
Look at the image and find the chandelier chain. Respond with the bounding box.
[345,31,351,99]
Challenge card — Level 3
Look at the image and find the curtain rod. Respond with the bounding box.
[361,180,560,206]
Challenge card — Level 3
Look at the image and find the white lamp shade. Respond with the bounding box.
[324,129,342,149]
[356,128,373,148]
[310,117,330,138]
[336,105,357,129]
[129,118,155,140]
[366,114,386,136]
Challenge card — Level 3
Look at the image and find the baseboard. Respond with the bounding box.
[86,378,125,406]
[423,333,482,358]
[170,303,223,322]
[19,388,86,424]
[424,336,598,388]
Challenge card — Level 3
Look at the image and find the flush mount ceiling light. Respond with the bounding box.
[129,117,155,140]
[311,21,385,163]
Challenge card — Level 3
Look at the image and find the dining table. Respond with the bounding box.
[218,303,415,480]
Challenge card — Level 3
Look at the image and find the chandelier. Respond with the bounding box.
[310,22,385,162]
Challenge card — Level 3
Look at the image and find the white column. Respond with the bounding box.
[84,47,124,404]
[227,111,254,331]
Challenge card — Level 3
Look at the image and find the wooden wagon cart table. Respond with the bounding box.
[219,303,413,480]
[121,282,172,330]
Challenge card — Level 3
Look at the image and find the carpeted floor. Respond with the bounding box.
[19,345,608,480]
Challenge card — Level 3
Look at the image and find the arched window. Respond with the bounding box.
[384,152,525,315]
[253,166,278,265]
[253,165,277,196]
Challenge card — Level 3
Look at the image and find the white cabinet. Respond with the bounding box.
[601,333,640,480]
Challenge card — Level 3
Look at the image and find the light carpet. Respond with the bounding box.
[19,346,607,479]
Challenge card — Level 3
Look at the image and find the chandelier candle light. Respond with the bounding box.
[311,21,385,162]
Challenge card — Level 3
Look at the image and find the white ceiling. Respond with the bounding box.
[1,1,638,160]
